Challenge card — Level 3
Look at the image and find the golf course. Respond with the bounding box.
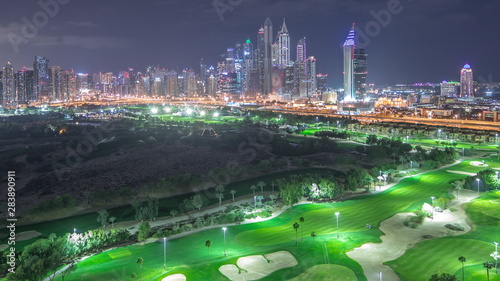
[43,158,500,281]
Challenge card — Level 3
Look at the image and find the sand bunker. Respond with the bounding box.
[470,161,489,167]
[447,170,477,176]
[161,274,186,281]
[347,189,476,281]
[219,251,297,281]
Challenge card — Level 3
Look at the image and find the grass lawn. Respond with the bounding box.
[387,156,500,281]
[53,160,483,280]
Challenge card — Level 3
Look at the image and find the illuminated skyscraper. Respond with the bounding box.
[343,24,367,101]
[34,56,49,101]
[256,26,265,94]
[296,37,306,62]
[242,39,254,93]
[460,64,473,97]
[50,66,62,101]
[277,18,291,67]
[343,24,356,101]
[15,68,34,104]
[2,62,15,106]
[263,17,273,95]
[354,49,367,99]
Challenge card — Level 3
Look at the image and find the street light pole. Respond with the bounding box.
[379,271,382,281]
[495,242,499,274]
[335,212,340,239]
[477,178,481,196]
[163,238,166,269]
[222,227,227,257]
[254,196,257,208]
[431,197,435,219]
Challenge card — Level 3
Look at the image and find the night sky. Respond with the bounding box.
[0,0,499,87]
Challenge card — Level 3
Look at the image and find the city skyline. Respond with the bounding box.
[0,0,499,87]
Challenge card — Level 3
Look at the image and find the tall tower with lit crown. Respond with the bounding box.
[2,62,15,106]
[277,18,290,67]
[343,24,356,101]
[263,17,273,95]
[460,64,473,98]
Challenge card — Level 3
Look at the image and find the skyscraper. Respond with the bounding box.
[296,37,307,62]
[460,64,473,98]
[354,48,367,99]
[50,66,62,101]
[2,62,15,106]
[256,26,265,94]
[34,56,49,101]
[343,24,367,102]
[15,68,34,104]
[242,39,254,94]
[343,24,356,101]
[277,18,291,67]
[263,17,273,95]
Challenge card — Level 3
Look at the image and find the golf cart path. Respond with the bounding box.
[347,189,477,281]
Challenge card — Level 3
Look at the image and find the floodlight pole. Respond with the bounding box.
[335,212,340,239]
[222,227,227,257]
[163,238,167,269]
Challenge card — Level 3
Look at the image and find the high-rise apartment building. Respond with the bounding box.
[460,64,474,97]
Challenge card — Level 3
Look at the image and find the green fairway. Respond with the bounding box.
[52,159,488,281]
[288,264,357,280]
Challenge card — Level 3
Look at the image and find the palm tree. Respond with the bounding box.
[216,193,224,207]
[458,256,467,281]
[293,222,300,246]
[269,194,276,204]
[109,216,117,229]
[136,257,144,281]
[311,231,317,248]
[216,184,225,194]
[230,190,237,202]
[484,262,493,281]
[250,185,257,195]
[257,181,266,194]
[205,240,212,257]
[299,217,305,242]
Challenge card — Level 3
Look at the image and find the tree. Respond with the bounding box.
[48,233,57,242]
[109,216,117,229]
[192,194,204,211]
[170,209,178,218]
[250,185,257,195]
[147,197,159,220]
[271,181,276,193]
[7,239,65,281]
[215,184,225,194]
[452,180,464,199]
[429,273,457,281]
[484,262,493,281]
[97,209,109,228]
[458,256,467,281]
[216,193,224,207]
[299,217,305,242]
[280,182,302,208]
[293,222,300,246]
[205,240,212,257]
[131,273,137,280]
[230,190,237,202]
[136,257,144,281]
[257,181,266,194]
[311,231,317,248]
[138,221,151,244]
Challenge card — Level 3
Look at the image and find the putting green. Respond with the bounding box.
[287,264,357,281]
